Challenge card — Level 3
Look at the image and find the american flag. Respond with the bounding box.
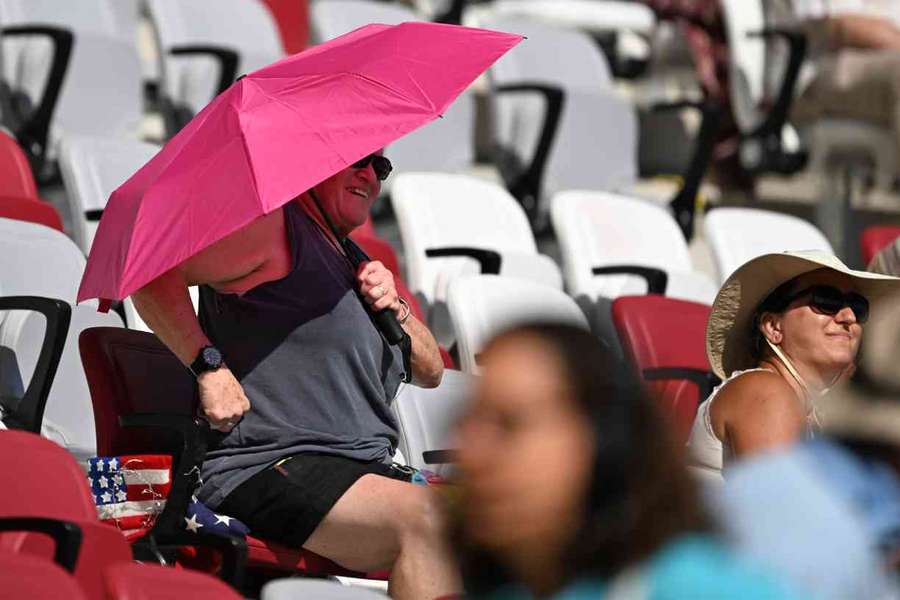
[85,455,172,531]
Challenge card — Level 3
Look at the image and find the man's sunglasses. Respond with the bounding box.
[352,154,393,181]
[786,285,870,323]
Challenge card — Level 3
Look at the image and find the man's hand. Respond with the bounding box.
[357,260,401,314]
[197,368,251,432]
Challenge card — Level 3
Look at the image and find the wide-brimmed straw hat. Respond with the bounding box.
[706,250,900,380]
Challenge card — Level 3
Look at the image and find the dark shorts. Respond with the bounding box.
[217,453,414,547]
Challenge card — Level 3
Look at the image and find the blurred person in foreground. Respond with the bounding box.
[769,0,900,156]
[453,323,807,599]
[687,251,900,483]
[712,294,900,599]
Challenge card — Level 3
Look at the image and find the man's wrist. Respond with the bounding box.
[189,345,225,378]
[395,297,411,324]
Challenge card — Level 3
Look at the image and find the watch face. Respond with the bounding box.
[202,346,223,367]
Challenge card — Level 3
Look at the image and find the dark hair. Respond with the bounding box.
[457,322,711,593]
[750,276,802,362]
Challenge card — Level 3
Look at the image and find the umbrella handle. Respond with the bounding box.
[372,305,404,345]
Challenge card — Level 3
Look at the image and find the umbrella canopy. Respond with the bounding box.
[77,22,522,305]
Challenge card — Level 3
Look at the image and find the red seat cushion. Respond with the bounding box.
[0,131,39,199]
[861,225,900,266]
[0,196,64,231]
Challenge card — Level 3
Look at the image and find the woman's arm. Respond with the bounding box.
[357,261,443,388]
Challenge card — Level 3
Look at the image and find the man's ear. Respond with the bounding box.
[759,311,783,345]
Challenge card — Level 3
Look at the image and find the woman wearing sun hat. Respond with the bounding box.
[686,250,900,483]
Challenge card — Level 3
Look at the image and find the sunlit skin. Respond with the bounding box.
[711,268,865,458]
[456,334,595,596]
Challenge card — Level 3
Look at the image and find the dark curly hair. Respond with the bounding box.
[456,322,711,595]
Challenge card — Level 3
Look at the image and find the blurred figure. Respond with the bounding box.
[712,295,900,598]
[687,251,900,483]
[771,0,900,156]
[455,323,806,599]
[870,237,900,275]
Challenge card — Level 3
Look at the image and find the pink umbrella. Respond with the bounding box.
[77,22,522,307]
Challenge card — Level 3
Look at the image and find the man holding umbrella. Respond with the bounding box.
[77,22,523,599]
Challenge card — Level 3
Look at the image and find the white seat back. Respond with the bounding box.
[0,0,143,146]
[392,173,560,303]
[0,304,123,460]
[551,190,716,304]
[720,0,767,133]
[448,275,588,373]
[393,369,474,476]
[146,0,283,115]
[705,207,834,283]
[58,135,161,254]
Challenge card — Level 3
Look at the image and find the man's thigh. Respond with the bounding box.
[303,473,437,572]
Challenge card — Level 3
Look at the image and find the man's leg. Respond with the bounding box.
[303,474,461,600]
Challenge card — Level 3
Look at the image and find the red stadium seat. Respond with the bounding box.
[0,550,87,600]
[259,0,309,55]
[78,326,376,587]
[0,130,39,199]
[0,195,64,231]
[611,295,719,444]
[0,430,133,599]
[860,225,900,266]
[105,562,242,600]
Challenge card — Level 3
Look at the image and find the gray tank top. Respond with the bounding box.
[196,202,405,508]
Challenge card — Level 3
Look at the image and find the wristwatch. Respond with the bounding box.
[189,345,224,378]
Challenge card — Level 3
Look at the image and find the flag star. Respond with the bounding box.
[116,490,127,502]
[214,514,233,527]
[108,458,118,470]
[96,459,105,472]
[184,514,203,533]
[100,491,112,503]
[191,495,199,504]
[98,476,109,489]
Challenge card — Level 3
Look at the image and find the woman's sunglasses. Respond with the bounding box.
[352,154,393,181]
[787,285,870,323]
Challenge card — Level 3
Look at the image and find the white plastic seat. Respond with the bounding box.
[704,207,833,284]
[464,0,655,35]
[551,190,717,304]
[262,579,389,600]
[0,0,144,155]
[58,134,161,254]
[146,0,284,121]
[447,275,589,373]
[309,0,479,187]
[393,369,474,476]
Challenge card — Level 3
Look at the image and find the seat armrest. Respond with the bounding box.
[642,367,721,402]
[423,449,458,465]
[132,530,247,588]
[425,247,502,275]
[0,517,81,572]
[169,45,240,97]
[494,83,566,216]
[591,265,668,295]
[0,296,71,432]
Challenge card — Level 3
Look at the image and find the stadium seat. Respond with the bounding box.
[310,0,480,185]
[259,0,309,55]
[447,275,588,373]
[392,172,562,345]
[0,550,87,600]
[0,195,63,231]
[105,562,243,600]
[393,369,474,475]
[479,16,717,235]
[145,0,284,136]
[704,207,833,284]
[0,129,39,199]
[0,430,134,600]
[861,225,900,267]
[262,578,392,600]
[0,0,144,165]
[551,190,717,304]
[78,326,376,584]
[611,295,717,444]
[58,134,161,254]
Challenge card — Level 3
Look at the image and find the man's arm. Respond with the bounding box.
[820,14,900,51]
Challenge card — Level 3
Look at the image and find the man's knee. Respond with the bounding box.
[392,486,448,545]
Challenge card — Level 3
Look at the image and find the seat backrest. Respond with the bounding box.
[482,16,637,204]
[393,369,474,475]
[0,550,87,600]
[0,130,38,199]
[392,173,544,301]
[0,0,143,142]
[861,225,900,266]
[147,0,284,115]
[704,207,833,284]
[0,217,88,305]
[310,0,417,43]
[262,578,391,600]
[447,275,589,373]
[0,196,63,231]
[720,0,767,133]
[105,562,243,600]
[611,295,712,443]
[79,327,197,456]
[58,134,161,253]
[551,190,699,300]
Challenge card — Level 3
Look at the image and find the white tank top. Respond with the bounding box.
[685,368,772,484]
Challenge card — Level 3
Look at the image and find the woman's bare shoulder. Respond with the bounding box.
[713,370,802,424]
